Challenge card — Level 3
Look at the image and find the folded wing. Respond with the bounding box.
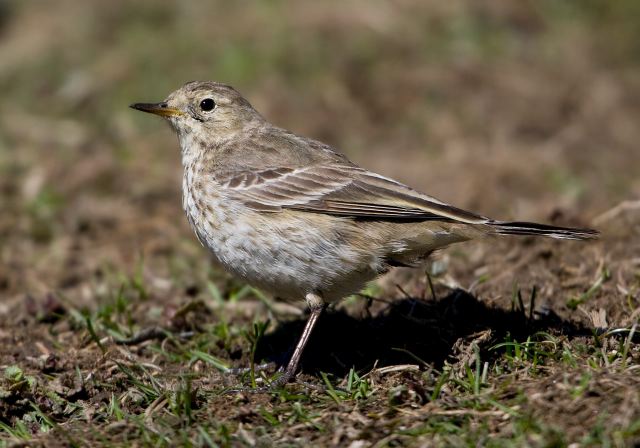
[216,163,489,224]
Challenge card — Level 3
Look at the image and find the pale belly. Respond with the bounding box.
[182,188,385,302]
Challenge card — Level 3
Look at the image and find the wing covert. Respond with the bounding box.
[217,164,488,224]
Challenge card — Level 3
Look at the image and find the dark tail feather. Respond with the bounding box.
[490,220,599,241]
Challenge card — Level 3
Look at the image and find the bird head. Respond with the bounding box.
[131,81,263,145]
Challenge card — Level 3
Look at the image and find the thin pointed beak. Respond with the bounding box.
[129,102,184,117]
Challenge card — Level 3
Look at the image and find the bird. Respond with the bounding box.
[131,81,598,388]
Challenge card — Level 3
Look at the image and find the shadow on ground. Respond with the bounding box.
[256,289,593,377]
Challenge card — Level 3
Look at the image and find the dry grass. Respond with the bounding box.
[1,1,640,446]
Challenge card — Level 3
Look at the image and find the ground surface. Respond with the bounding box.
[1,1,640,447]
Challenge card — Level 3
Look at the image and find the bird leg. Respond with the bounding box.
[219,293,327,394]
[269,293,326,387]
[224,293,326,393]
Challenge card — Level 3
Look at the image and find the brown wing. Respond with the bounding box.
[216,164,488,224]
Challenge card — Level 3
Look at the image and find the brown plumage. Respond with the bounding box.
[131,81,598,389]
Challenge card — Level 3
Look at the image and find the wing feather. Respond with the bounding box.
[216,164,488,224]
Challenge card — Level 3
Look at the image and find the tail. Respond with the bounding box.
[489,220,599,241]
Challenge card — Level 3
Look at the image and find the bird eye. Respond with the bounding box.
[199,98,216,111]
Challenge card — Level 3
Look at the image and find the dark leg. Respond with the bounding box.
[270,294,326,386]
[224,293,326,393]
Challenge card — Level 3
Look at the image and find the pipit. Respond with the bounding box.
[131,81,598,388]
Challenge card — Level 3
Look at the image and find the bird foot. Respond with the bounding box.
[224,362,276,375]
[222,368,328,394]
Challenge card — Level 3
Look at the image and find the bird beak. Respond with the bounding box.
[129,102,183,117]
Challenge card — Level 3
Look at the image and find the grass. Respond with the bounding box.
[2,255,638,447]
[1,279,638,446]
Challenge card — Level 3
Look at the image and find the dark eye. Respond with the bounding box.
[200,98,215,111]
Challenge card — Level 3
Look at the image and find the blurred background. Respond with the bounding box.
[1,0,639,304]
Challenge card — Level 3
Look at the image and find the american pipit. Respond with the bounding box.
[131,81,598,387]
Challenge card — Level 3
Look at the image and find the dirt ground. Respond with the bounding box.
[1,1,640,446]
